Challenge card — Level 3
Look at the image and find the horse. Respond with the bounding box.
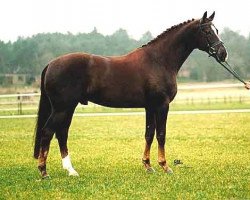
[34,11,228,178]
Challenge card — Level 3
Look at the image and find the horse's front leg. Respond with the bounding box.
[142,108,156,172]
[155,104,173,174]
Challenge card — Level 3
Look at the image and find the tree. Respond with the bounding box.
[139,31,153,46]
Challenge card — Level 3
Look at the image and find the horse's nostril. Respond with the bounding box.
[221,51,228,62]
[224,51,228,61]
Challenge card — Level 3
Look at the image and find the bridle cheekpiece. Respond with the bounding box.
[199,21,224,60]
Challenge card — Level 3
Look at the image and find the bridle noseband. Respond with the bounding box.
[199,21,224,60]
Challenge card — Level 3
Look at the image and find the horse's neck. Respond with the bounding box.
[146,24,196,73]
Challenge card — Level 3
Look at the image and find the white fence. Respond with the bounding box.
[0,83,250,115]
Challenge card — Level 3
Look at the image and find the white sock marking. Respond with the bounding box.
[62,155,79,176]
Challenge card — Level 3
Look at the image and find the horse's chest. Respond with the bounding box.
[147,82,177,106]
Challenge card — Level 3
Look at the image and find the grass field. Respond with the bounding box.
[0,113,249,199]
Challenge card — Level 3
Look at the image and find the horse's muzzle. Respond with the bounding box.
[217,45,228,62]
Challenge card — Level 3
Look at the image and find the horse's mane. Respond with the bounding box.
[142,18,195,47]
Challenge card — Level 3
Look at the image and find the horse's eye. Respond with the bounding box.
[204,30,211,35]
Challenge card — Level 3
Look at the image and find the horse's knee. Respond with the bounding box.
[145,131,154,144]
[145,135,154,144]
[145,125,155,144]
[156,132,166,146]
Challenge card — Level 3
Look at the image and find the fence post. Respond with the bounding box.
[17,95,22,115]
[239,96,242,104]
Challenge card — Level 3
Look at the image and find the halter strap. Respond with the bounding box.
[200,21,247,85]
[199,21,223,59]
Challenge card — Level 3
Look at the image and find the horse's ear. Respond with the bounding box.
[201,11,207,23]
[208,11,215,21]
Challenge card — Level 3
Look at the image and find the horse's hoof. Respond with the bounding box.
[69,169,79,176]
[146,167,155,173]
[41,174,50,179]
[165,168,174,174]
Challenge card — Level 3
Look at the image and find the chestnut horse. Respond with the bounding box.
[34,12,228,178]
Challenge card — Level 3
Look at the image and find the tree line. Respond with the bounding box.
[0,27,249,82]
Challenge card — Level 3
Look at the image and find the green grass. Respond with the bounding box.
[0,113,250,199]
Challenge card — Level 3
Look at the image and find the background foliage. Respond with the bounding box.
[0,27,249,82]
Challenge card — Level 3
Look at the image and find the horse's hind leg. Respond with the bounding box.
[56,106,79,176]
[38,103,77,178]
[142,108,156,173]
[38,112,56,178]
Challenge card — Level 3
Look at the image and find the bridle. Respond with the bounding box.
[199,21,247,85]
[199,21,224,60]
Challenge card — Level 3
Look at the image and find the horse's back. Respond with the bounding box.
[43,51,147,107]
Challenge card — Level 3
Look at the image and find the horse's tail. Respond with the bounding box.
[33,65,51,159]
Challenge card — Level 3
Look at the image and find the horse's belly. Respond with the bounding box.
[91,100,145,108]
[88,91,145,108]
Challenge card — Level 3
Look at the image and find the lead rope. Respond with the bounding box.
[217,60,247,85]
[217,60,250,89]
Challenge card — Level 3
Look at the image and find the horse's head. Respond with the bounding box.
[196,11,228,62]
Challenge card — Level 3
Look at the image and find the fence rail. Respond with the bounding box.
[0,83,249,115]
